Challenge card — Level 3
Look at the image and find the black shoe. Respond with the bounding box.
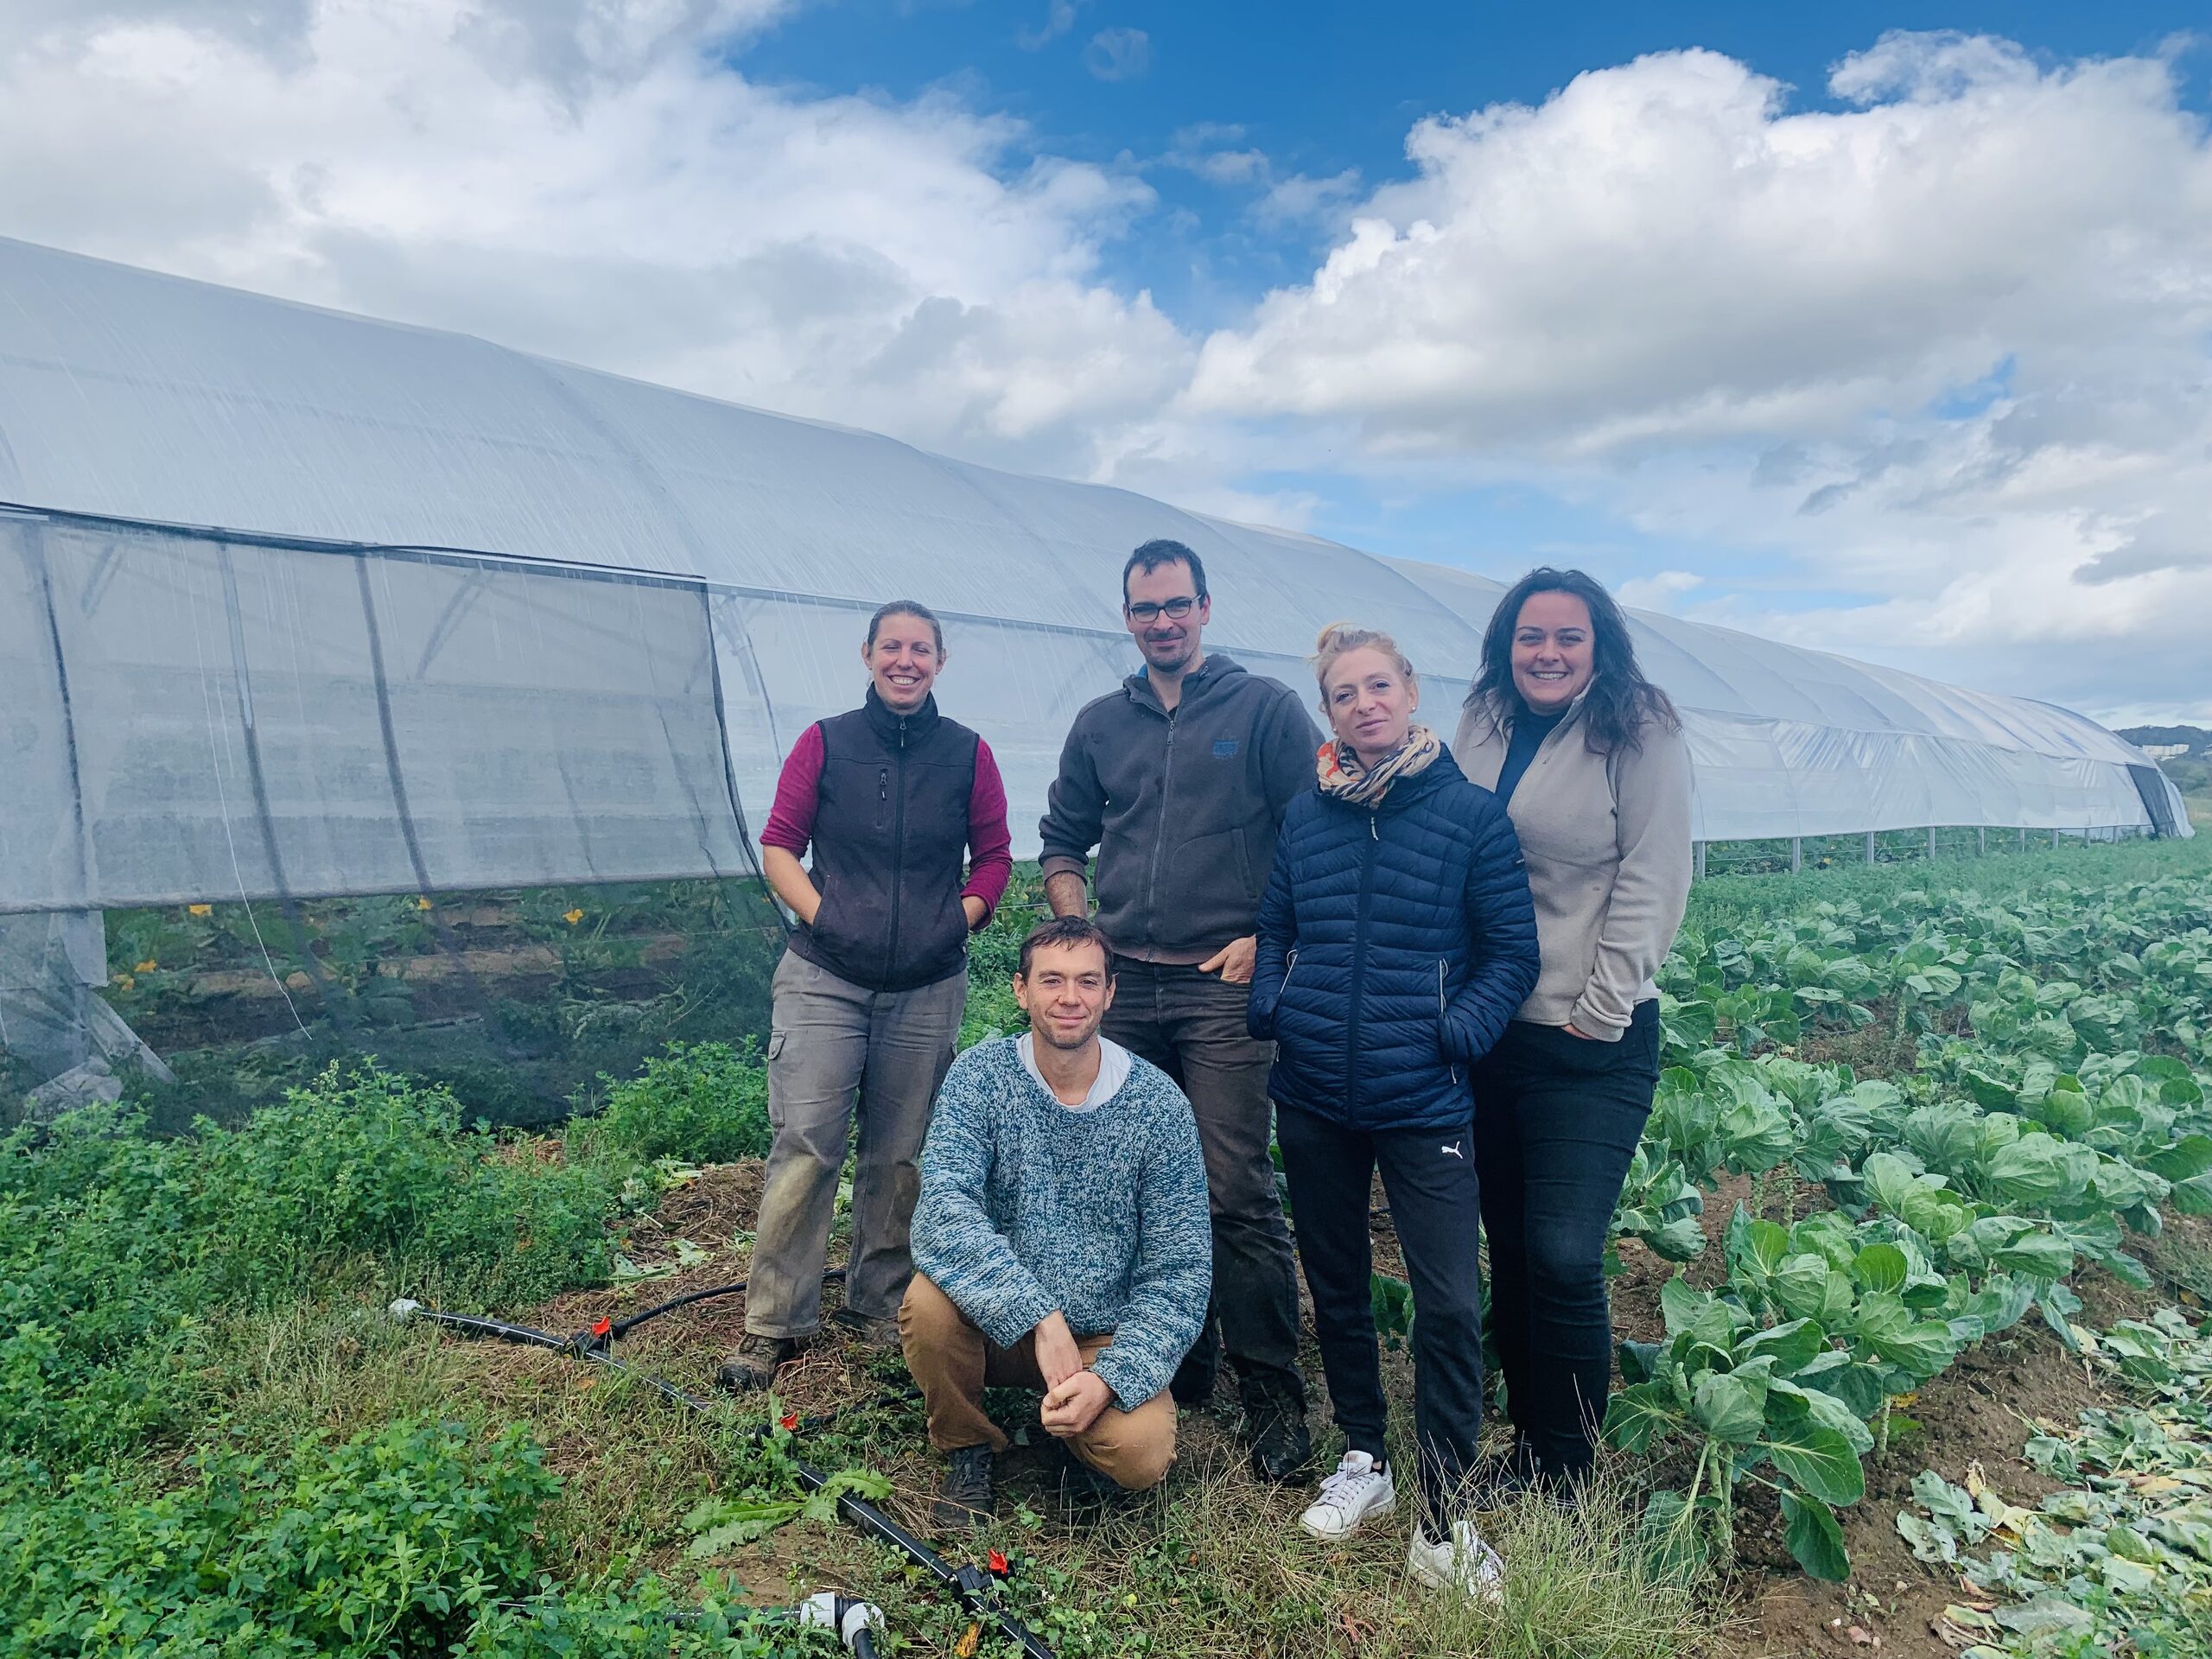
[1468,1434,1537,1506]
[715,1334,797,1394]
[1054,1441,1130,1518]
[932,1445,996,1530]
[830,1306,901,1352]
[1239,1375,1314,1484]
[1169,1318,1222,1405]
[1477,1449,1586,1512]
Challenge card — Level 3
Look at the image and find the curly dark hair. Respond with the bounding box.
[1465,567,1678,753]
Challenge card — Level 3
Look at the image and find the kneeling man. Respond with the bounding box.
[901,915,1211,1526]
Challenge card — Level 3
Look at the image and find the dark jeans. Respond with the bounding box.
[1104,957,1303,1396]
[1470,1001,1661,1478]
[1275,1103,1486,1529]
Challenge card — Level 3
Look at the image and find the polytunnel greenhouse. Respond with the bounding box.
[0,234,2189,1111]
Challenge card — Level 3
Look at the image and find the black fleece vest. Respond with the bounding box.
[789,690,980,993]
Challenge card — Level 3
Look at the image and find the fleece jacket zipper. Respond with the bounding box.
[1140,700,1179,956]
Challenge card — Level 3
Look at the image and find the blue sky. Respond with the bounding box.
[3,2,2209,719]
[744,2,2208,314]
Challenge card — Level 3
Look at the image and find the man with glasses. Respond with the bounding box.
[1037,538,1323,1483]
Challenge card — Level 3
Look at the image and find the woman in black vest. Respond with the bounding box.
[719,601,1014,1392]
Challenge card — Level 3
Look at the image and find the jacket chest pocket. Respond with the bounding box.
[1523,800,1616,870]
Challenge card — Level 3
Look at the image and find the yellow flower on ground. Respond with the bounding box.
[114,974,135,991]
[187,904,212,917]
[563,908,585,926]
[135,959,158,973]
[415,896,433,911]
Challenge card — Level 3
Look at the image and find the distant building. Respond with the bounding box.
[2142,743,2193,760]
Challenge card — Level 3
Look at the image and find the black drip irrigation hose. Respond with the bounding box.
[573,1267,847,1351]
[391,1297,1057,1659]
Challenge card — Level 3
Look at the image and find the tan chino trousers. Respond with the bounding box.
[898,1273,1176,1491]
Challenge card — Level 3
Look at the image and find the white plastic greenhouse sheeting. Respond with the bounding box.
[0,234,2187,923]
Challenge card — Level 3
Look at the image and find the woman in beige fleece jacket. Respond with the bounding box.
[1451,567,1693,1498]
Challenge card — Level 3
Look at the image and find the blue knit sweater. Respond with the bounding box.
[910,1038,1211,1410]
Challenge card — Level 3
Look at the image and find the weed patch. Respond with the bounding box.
[580,1040,772,1166]
[0,1064,640,1465]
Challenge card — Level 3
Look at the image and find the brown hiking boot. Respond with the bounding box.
[715,1334,797,1393]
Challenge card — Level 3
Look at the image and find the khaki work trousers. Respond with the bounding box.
[744,950,965,1338]
[898,1273,1176,1491]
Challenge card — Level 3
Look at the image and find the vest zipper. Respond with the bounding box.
[1344,809,1379,1118]
[885,716,908,986]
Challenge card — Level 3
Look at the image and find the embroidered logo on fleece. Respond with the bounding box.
[1440,1140,1465,1160]
[1212,738,1241,758]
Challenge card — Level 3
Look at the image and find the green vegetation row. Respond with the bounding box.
[1599,854,2212,1579]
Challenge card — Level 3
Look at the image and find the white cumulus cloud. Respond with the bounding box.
[0,0,1188,479]
[1180,32,2212,718]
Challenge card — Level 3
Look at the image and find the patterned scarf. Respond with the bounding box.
[1316,723,1443,806]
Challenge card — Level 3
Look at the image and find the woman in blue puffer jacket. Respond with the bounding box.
[1248,622,1539,1601]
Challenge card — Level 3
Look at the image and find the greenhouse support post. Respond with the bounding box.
[1929,825,1937,859]
[1789,837,1802,874]
[1693,841,1706,879]
[1978,826,1986,856]
[1865,832,1876,864]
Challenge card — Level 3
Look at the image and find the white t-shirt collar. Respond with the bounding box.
[1016,1032,1131,1112]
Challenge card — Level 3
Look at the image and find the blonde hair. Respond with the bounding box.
[1313,621,1417,711]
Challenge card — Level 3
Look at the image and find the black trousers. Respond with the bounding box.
[1470,1002,1661,1478]
[1275,1101,1485,1529]
[1105,958,1304,1395]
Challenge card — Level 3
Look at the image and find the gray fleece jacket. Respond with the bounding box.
[1038,653,1322,963]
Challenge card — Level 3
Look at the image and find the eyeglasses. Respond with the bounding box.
[1125,596,1199,623]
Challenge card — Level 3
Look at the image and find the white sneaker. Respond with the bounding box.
[1299,1450,1397,1540]
[1408,1518,1506,1605]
